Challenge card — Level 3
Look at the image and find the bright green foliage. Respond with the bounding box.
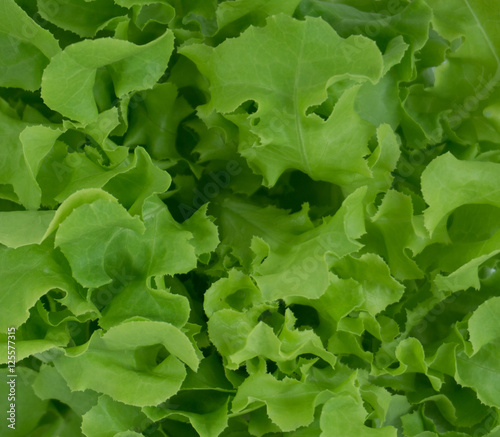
[405,0,500,144]
[0,0,60,91]
[54,198,145,287]
[54,320,200,407]
[1,0,500,436]
[0,210,55,248]
[0,239,81,331]
[422,153,500,235]
[182,15,383,187]
[81,395,151,437]
[37,0,128,38]
[0,368,50,435]
[122,82,193,161]
[468,297,500,354]
[321,394,397,437]
[34,363,99,415]
[0,105,50,209]
[41,30,174,124]
[232,372,322,431]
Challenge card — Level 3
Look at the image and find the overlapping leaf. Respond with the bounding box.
[1,0,500,436]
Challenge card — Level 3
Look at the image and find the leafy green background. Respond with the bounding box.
[0,0,500,436]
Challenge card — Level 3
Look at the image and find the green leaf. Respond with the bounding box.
[216,0,301,35]
[247,407,282,436]
[404,378,491,429]
[95,321,200,371]
[102,146,172,215]
[43,188,118,239]
[33,364,99,415]
[434,252,500,292]
[135,196,204,276]
[209,307,336,371]
[54,321,200,407]
[143,393,230,437]
[0,239,81,331]
[57,193,214,300]
[297,0,431,52]
[232,373,322,432]
[204,269,262,318]
[182,203,219,259]
[122,82,193,161]
[81,395,152,437]
[41,30,174,124]
[0,104,46,209]
[468,297,500,354]
[37,408,86,437]
[133,3,175,30]
[55,197,145,288]
[213,195,314,269]
[19,124,66,204]
[0,368,49,436]
[367,190,426,280]
[455,340,500,408]
[321,394,397,437]
[0,210,55,248]
[253,187,367,300]
[0,312,70,365]
[37,0,128,38]
[98,281,190,330]
[182,15,383,186]
[46,146,168,207]
[406,0,500,144]
[2,1,500,435]
[345,124,401,203]
[181,353,234,392]
[214,188,366,301]
[0,0,60,90]
[331,253,405,315]
[422,153,500,236]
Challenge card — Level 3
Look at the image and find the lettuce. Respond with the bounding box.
[1,0,500,436]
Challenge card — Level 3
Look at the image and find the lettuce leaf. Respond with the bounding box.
[1,1,500,436]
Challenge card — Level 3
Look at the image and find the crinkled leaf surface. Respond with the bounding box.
[1,1,500,436]
[0,0,60,90]
[0,239,81,331]
[81,395,151,437]
[406,0,500,144]
[37,0,128,38]
[182,14,383,186]
[54,197,145,288]
[42,30,174,124]
[54,321,199,407]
